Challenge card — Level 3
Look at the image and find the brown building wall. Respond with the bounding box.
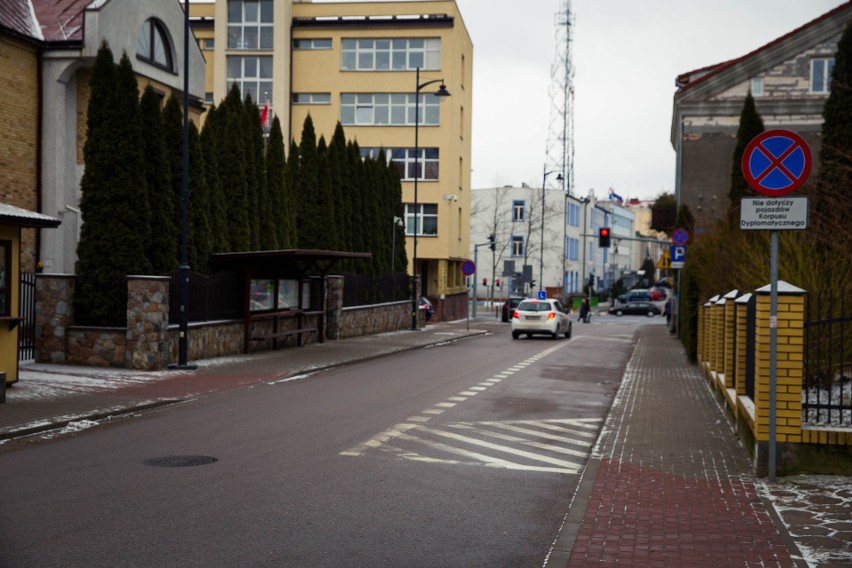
[0,35,39,271]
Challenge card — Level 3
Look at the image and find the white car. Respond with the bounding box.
[511,298,572,339]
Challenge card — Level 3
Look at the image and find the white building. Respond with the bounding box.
[470,185,614,300]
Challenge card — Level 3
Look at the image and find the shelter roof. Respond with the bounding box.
[212,249,371,279]
[0,202,61,229]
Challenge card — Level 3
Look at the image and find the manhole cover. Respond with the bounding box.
[143,455,218,468]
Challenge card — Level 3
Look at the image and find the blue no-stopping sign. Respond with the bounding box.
[741,130,812,197]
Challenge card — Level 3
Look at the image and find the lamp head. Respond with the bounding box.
[435,83,451,98]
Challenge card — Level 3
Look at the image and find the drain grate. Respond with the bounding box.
[143,455,218,468]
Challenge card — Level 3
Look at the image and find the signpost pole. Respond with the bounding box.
[473,248,478,319]
[769,231,778,482]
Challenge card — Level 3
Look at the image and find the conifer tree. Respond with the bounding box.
[296,115,322,248]
[347,141,367,270]
[200,104,228,254]
[816,19,852,232]
[219,107,250,250]
[139,85,178,273]
[728,92,764,219]
[240,95,261,250]
[162,96,184,259]
[285,139,300,247]
[266,116,289,249]
[188,121,213,272]
[328,123,350,251]
[76,47,151,323]
[316,136,338,249]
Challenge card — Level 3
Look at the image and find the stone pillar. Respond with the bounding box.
[697,301,706,363]
[721,289,739,389]
[326,275,343,340]
[753,281,806,444]
[734,293,752,397]
[126,276,170,370]
[34,274,75,363]
[707,295,721,375]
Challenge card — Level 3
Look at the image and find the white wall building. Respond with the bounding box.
[470,185,613,300]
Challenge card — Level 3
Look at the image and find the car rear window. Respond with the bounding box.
[518,301,553,312]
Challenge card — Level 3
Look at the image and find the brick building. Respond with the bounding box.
[671,2,852,233]
[0,0,206,274]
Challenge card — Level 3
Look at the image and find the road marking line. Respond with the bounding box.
[469,386,487,391]
[448,396,467,402]
[407,416,431,423]
[340,423,418,456]
[423,408,445,415]
[395,432,580,474]
[484,423,594,447]
[459,391,478,396]
[415,427,582,468]
[448,423,590,458]
[436,402,456,408]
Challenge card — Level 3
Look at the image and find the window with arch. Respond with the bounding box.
[136,18,174,72]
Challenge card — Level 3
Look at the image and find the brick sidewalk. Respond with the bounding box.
[565,325,804,567]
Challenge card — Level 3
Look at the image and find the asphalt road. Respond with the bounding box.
[0,318,646,567]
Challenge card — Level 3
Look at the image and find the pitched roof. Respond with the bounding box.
[0,203,61,229]
[0,0,41,40]
[31,0,90,43]
[675,1,852,94]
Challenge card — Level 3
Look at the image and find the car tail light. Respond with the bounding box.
[547,312,556,320]
[512,310,520,319]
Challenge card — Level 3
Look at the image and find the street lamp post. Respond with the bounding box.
[410,67,450,330]
[539,166,562,293]
[169,0,196,370]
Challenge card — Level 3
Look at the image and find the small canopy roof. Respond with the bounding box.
[212,249,371,280]
[0,202,61,229]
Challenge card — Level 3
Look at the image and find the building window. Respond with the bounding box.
[511,235,525,257]
[340,93,441,126]
[361,147,439,181]
[566,237,579,261]
[228,0,274,50]
[404,203,438,236]
[136,18,174,72]
[750,77,764,96]
[294,38,332,50]
[811,58,835,93]
[204,38,215,50]
[512,200,526,222]
[292,93,331,104]
[567,202,580,226]
[341,38,441,71]
[205,92,214,104]
[227,55,273,104]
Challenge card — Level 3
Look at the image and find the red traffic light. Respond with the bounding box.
[598,227,611,248]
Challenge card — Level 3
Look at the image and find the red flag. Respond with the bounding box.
[260,101,269,127]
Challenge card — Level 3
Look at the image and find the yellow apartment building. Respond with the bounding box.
[190,0,473,320]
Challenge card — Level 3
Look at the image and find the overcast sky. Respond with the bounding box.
[304,1,847,200]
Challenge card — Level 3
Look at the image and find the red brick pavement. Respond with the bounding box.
[565,325,800,567]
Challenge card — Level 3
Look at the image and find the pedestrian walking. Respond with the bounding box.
[579,298,591,323]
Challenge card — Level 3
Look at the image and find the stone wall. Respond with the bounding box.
[36,272,414,368]
[339,301,411,338]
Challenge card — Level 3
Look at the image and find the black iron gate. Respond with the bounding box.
[19,272,36,361]
[803,290,851,428]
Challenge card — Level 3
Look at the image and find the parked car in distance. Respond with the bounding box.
[511,298,572,339]
[501,296,524,322]
[609,301,662,317]
[649,288,666,301]
[618,289,651,303]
